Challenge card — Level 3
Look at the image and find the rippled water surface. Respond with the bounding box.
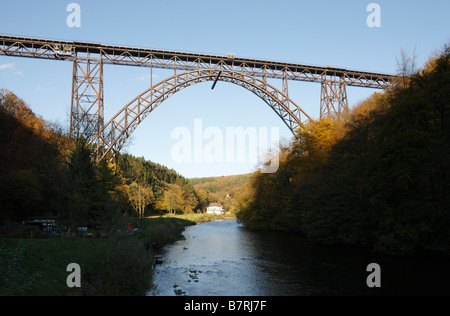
[148,220,450,296]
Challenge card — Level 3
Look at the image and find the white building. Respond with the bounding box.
[206,203,224,215]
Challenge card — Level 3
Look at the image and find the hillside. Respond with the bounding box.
[0,89,200,227]
[0,89,72,223]
[189,174,251,214]
[237,47,450,256]
[115,153,199,215]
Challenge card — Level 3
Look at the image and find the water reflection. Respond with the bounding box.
[148,220,450,296]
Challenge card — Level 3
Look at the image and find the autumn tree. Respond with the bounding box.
[163,184,183,215]
[396,48,418,88]
[128,182,155,219]
[195,189,210,213]
[181,190,198,214]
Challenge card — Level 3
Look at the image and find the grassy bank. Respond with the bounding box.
[0,216,197,296]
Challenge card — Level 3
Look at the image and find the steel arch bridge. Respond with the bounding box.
[98,69,310,160]
[0,35,397,160]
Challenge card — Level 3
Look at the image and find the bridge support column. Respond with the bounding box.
[282,71,290,106]
[70,53,104,146]
[320,78,348,120]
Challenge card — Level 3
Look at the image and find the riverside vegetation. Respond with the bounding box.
[0,89,222,295]
[237,47,450,257]
[0,217,197,295]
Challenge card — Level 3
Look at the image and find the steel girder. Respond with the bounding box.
[0,35,396,89]
[92,69,311,160]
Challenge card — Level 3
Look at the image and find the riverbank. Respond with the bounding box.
[0,216,208,296]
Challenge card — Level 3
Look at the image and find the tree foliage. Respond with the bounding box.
[0,89,70,224]
[128,182,155,219]
[115,153,200,216]
[0,90,201,228]
[190,174,250,214]
[238,47,450,256]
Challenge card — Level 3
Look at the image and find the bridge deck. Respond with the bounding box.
[0,34,396,89]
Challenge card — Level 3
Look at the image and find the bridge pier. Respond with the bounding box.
[70,53,104,146]
[320,78,349,120]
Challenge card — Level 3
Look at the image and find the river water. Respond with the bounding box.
[147,220,450,296]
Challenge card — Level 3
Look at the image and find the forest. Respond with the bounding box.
[237,47,450,256]
[0,90,207,232]
[189,174,250,216]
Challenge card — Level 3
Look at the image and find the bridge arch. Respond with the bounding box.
[94,69,311,160]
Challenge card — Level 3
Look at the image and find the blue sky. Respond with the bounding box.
[1,0,449,178]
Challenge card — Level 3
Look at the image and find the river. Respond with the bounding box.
[147,219,450,296]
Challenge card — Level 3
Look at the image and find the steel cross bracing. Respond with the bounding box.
[0,34,397,159]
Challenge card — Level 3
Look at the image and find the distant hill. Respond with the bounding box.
[189,174,251,214]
